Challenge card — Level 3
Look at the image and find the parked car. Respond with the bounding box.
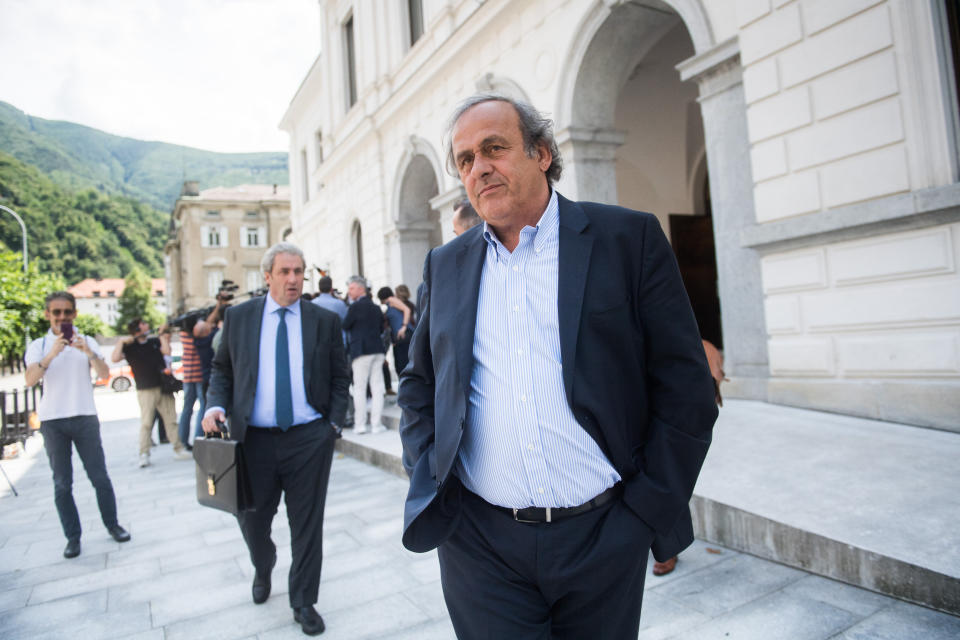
[95,362,134,392]
[94,356,183,392]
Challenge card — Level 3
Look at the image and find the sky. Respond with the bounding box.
[0,0,320,153]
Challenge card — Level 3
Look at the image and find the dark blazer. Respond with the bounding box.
[342,296,384,358]
[206,296,351,443]
[398,194,718,560]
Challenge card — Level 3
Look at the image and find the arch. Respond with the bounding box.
[350,219,364,278]
[391,135,445,223]
[475,73,531,104]
[555,0,715,130]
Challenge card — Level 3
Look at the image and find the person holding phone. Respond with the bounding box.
[24,291,131,559]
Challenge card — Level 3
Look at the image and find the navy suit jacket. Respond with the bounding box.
[398,194,718,560]
[342,296,385,358]
[206,296,351,443]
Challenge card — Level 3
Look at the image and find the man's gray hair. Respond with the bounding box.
[346,275,367,288]
[261,242,306,274]
[444,93,563,186]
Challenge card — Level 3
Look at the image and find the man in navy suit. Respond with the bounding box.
[398,95,718,639]
[203,242,349,636]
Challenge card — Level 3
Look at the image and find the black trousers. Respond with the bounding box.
[237,419,336,608]
[40,415,119,542]
[438,488,653,640]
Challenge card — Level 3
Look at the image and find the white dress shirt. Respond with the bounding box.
[248,297,323,427]
[456,190,621,509]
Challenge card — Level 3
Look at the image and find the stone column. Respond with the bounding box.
[678,39,768,399]
[555,127,626,204]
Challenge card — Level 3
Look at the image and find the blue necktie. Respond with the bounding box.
[275,308,294,430]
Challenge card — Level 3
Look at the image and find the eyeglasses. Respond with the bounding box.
[49,308,76,317]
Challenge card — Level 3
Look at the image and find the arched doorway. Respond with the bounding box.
[393,151,441,289]
[558,0,768,391]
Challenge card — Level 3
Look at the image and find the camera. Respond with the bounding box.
[168,280,265,331]
[216,280,240,303]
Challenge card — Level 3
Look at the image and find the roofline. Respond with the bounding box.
[280,51,323,131]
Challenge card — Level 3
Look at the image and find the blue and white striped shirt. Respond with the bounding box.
[456,190,621,509]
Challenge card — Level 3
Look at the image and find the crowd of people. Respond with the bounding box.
[23,94,721,638]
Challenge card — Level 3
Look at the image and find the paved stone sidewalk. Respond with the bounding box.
[0,393,958,638]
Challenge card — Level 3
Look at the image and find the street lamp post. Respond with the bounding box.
[0,204,30,363]
[0,204,28,272]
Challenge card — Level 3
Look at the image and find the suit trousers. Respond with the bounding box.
[351,353,384,429]
[40,415,119,542]
[438,487,653,640]
[237,419,336,608]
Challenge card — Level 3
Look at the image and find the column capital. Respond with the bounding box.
[555,127,626,162]
[429,185,465,212]
[676,37,742,100]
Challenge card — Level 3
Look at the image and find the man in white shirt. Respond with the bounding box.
[24,291,131,559]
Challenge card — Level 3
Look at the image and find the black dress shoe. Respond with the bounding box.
[63,539,81,559]
[108,525,131,543]
[293,606,325,635]
[252,556,276,604]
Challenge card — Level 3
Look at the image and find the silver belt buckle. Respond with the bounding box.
[512,507,551,523]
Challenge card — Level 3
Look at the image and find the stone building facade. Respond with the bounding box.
[280,0,960,431]
[165,182,291,315]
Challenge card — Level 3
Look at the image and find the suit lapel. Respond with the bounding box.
[557,195,592,402]
[456,229,487,396]
[299,299,314,390]
[249,296,267,393]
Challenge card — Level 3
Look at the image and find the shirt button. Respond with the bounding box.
[538,487,545,494]
[513,305,519,312]
[512,265,519,272]
[527,443,534,451]
[517,348,523,355]
[520,394,527,402]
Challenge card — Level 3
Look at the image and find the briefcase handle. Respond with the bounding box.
[203,419,232,440]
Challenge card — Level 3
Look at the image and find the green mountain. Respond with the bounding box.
[0,100,288,211]
[0,151,167,282]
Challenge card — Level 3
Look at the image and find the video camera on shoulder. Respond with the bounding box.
[168,280,266,332]
[216,280,240,303]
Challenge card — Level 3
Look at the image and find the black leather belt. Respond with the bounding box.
[492,483,622,523]
[250,416,326,433]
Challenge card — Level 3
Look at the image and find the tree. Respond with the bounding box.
[114,268,163,334]
[74,312,111,338]
[0,250,65,365]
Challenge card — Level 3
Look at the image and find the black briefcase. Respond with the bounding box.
[193,430,254,515]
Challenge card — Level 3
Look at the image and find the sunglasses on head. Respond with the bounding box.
[49,308,76,317]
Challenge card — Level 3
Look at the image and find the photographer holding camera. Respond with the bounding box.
[111,318,191,467]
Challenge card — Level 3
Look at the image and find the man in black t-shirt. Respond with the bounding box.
[111,318,190,468]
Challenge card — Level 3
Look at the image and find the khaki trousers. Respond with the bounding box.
[136,387,182,455]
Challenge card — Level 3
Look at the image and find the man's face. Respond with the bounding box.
[347,281,365,301]
[451,100,552,234]
[44,299,76,334]
[264,252,305,307]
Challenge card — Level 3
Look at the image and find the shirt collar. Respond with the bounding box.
[264,294,299,316]
[482,189,559,255]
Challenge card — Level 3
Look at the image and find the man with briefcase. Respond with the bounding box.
[202,242,350,636]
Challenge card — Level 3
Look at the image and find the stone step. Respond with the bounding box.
[334,398,960,616]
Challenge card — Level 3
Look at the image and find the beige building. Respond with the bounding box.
[165,182,292,315]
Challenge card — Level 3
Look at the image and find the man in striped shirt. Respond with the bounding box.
[177,304,221,450]
[399,95,717,639]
